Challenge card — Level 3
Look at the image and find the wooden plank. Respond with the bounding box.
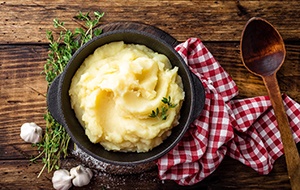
[0,159,163,190]
[0,156,292,189]
[1,42,300,159]
[1,0,300,43]
[0,45,47,159]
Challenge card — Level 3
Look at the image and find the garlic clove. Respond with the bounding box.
[70,165,93,187]
[20,122,43,143]
[52,169,74,190]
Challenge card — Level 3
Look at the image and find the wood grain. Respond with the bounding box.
[0,155,294,190]
[1,0,300,43]
[1,0,300,189]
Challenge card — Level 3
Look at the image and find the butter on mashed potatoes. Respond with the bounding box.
[69,41,185,152]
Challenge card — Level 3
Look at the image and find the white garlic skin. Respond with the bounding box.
[70,165,93,187]
[52,169,74,190]
[20,122,43,143]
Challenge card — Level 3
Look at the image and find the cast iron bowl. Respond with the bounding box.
[47,29,205,165]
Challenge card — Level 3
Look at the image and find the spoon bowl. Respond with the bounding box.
[241,18,285,76]
[241,17,300,189]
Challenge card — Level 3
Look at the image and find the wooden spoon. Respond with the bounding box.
[240,17,300,190]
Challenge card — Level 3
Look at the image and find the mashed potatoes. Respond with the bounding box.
[69,41,185,152]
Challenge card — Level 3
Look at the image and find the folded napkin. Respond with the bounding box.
[156,38,300,186]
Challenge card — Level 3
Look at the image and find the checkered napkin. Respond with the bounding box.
[156,38,300,186]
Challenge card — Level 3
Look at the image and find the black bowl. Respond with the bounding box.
[47,29,205,165]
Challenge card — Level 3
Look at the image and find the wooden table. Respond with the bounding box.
[1,1,300,189]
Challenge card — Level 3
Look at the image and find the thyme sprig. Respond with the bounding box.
[74,11,104,46]
[149,96,178,120]
[32,11,104,177]
[44,11,104,84]
[161,96,177,108]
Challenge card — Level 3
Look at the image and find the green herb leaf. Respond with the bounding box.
[94,28,103,36]
[161,106,168,120]
[33,11,104,177]
[149,96,178,120]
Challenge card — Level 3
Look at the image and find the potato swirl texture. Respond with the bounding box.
[69,41,185,152]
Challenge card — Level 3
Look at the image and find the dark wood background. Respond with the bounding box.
[1,0,300,189]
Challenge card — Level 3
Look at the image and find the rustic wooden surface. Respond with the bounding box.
[1,0,300,189]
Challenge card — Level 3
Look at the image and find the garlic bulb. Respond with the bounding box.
[70,165,93,187]
[20,122,43,143]
[52,169,74,190]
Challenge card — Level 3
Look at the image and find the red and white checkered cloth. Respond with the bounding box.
[156,38,300,185]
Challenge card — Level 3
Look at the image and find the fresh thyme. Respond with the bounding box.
[32,11,104,177]
[161,96,177,108]
[44,11,104,84]
[149,96,178,120]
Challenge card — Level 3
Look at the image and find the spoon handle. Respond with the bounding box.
[264,74,300,190]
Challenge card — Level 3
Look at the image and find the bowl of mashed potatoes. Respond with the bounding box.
[47,29,205,165]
